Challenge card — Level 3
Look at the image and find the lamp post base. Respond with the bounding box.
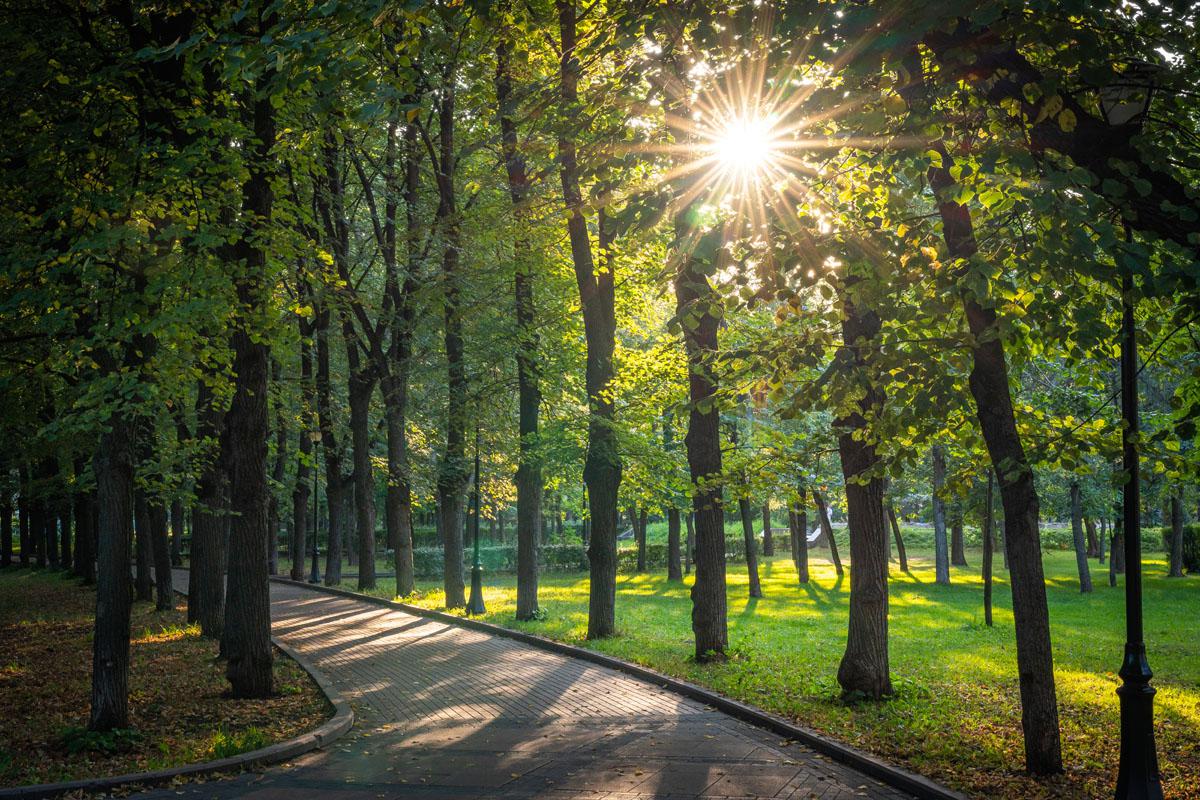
[466,565,486,615]
[1115,643,1163,800]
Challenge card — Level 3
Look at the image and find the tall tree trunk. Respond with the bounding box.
[556,0,621,638]
[812,489,843,577]
[983,472,995,627]
[951,515,968,567]
[925,132,1063,773]
[1085,516,1099,559]
[90,417,135,731]
[189,380,227,640]
[667,508,682,581]
[433,74,467,610]
[0,495,10,568]
[74,483,95,583]
[1070,482,1093,593]
[315,309,344,586]
[633,506,647,572]
[887,504,908,572]
[267,388,287,578]
[762,504,774,557]
[684,511,693,575]
[1169,493,1185,578]
[134,492,153,602]
[932,445,950,584]
[738,498,763,598]
[59,502,71,569]
[150,501,172,611]
[222,60,276,699]
[833,288,892,699]
[17,468,29,567]
[1098,516,1107,566]
[291,330,313,583]
[346,357,378,591]
[673,221,727,659]
[795,507,810,584]
[169,498,184,567]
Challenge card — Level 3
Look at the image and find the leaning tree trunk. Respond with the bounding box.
[812,489,843,577]
[887,504,908,572]
[833,287,892,699]
[926,133,1063,774]
[1169,493,1184,578]
[222,65,276,699]
[90,415,135,731]
[1070,481,1092,593]
[738,498,763,598]
[932,445,950,584]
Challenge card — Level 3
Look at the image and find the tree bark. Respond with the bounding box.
[222,61,276,699]
[932,445,950,584]
[887,504,908,572]
[315,307,344,586]
[169,498,184,567]
[291,329,313,582]
[667,507,682,581]
[149,500,172,611]
[1,495,10,568]
[833,289,892,699]
[982,472,995,627]
[267,388,287,577]
[346,356,378,591]
[632,506,647,572]
[738,498,763,598]
[1084,516,1099,559]
[812,489,843,577]
[951,516,968,567]
[684,511,694,575]
[17,469,29,567]
[189,379,227,640]
[762,504,774,557]
[90,417,135,731]
[795,507,810,583]
[59,503,72,570]
[133,492,153,602]
[1169,493,1184,578]
[925,132,1063,773]
[1070,482,1093,593]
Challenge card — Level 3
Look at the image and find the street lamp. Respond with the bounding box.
[466,427,486,616]
[1100,60,1163,800]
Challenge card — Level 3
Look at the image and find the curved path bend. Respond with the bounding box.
[145,572,915,800]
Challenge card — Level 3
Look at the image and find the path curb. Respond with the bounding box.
[270,576,968,800]
[2,627,354,799]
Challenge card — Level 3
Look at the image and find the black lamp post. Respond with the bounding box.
[1100,61,1164,800]
[466,426,486,615]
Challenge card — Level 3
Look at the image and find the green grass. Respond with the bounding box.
[316,546,1199,799]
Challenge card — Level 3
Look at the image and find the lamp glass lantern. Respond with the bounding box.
[1099,61,1158,126]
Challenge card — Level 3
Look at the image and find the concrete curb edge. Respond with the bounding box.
[269,576,968,800]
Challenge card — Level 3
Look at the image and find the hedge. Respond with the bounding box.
[410,542,589,579]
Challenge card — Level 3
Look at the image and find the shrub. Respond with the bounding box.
[411,542,588,578]
[60,727,142,755]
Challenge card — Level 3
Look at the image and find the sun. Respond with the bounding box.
[711,114,780,179]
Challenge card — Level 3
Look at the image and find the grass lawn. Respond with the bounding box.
[0,568,330,788]
[297,545,1199,800]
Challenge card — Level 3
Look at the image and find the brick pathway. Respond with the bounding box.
[142,573,914,800]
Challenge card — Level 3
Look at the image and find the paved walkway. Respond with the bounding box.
[143,572,914,800]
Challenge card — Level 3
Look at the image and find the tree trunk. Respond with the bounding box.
[795,507,809,583]
[932,445,950,584]
[222,65,276,699]
[133,492,153,602]
[926,134,1063,773]
[762,504,774,557]
[382,374,415,596]
[347,362,378,591]
[433,75,467,611]
[59,503,71,570]
[1098,516,1107,565]
[667,507,682,581]
[633,506,647,572]
[738,498,763,598]
[672,216,726,660]
[684,511,694,574]
[189,380,227,640]
[1084,516,1099,559]
[812,489,843,577]
[1070,482,1093,593]
[17,469,29,566]
[951,516,968,567]
[315,308,344,587]
[73,478,95,582]
[1169,493,1185,578]
[887,504,908,572]
[982,472,995,627]
[556,1,621,639]
[149,501,172,611]
[90,417,135,731]
[833,289,892,699]
[291,331,313,583]
[267,390,287,578]
[169,498,184,567]
[1,495,11,568]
